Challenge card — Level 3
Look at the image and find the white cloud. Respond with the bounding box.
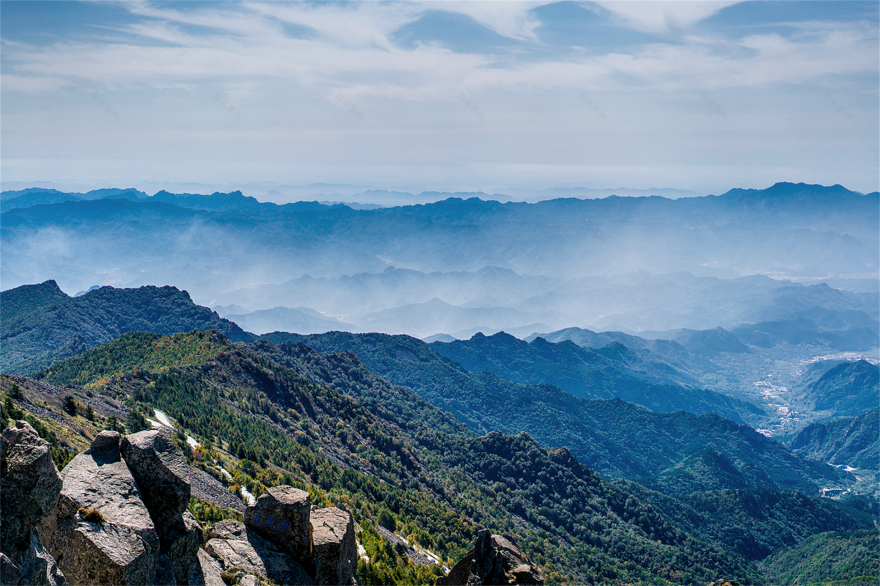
[0,73,69,93]
[590,1,741,35]
[426,1,548,42]
[3,1,874,102]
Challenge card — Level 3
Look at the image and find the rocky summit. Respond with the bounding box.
[439,529,543,586]
[0,419,369,585]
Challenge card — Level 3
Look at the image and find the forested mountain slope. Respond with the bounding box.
[790,407,879,470]
[799,360,879,417]
[262,331,849,494]
[15,330,771,585]
[428,331,760,421]
[0,280,253,374]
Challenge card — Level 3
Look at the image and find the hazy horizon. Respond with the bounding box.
[3,1,878,196]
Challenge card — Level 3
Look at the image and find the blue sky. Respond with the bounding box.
[1,1,878,198]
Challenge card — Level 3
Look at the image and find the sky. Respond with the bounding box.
[1,0,878,199]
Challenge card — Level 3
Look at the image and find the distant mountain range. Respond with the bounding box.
[429,331,703,398]
[2,183,877,333]
[212,269,878,340]
[222,306,359,335]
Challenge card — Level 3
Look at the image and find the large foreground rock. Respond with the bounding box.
[0,421,66,586]
[244,485,311,557]
[1,421,62,555]
[163,510,202,582]
[310,507,356,586]
[121,427,191,530]
[204,519,313,585]
[439,529,542,585]
[54,519,155,585]
[41,431,158,585]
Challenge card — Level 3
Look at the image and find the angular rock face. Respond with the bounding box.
[163,510,203,582]
[121,427,191,530]
[57,521,155,585]
[0,421,66,586]
[204,519,313,586]
[0,529,67,586]
[244,485,311,557]
[1,421,63,556]
[439,529,543,586]
[310,507,356,586]
[187,548,225,586]
[41,431,159,585]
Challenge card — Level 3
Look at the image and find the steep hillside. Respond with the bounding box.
[790,407,879,470]
[618,480,873,562]
[0,281,253,374]
[261,331,849,494]
[759,529,879,586]
[13,331,770,585]
[800,360,879,417]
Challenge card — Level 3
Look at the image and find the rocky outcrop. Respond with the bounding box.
[0,421,66,586]
[120,426,202,583]
[244,485,311,558]
[54,519,156,585]
[204,519,314,585]
[164,510,203,582]
[1,421,63,554]
[187,548,225,586]
[41,430,159,585]
[440,529,542,586]
[3,422,366,586]
[310,507,356,586]
[1,527,67,586]
[121,427,191,530]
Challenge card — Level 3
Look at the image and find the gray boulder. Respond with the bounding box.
[439,529,542,585]
[244,485,311,557]
[1,420,62,556]
[204,519,313,585]
[164,511,203,582]
[53,518,155,585]
[0,421,66,586]
[41,430,159,585]
[186,548,225,586]
[121,427,191,530]
[0,529,66,586]
[24,529,66,586]
[310,507,356,586]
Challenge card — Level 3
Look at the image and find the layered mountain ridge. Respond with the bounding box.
[3,183,877,338]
